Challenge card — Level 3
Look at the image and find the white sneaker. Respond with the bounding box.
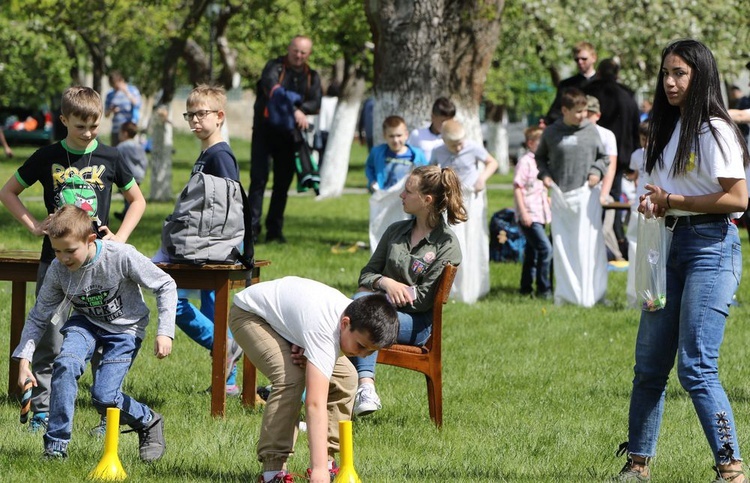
[353,384,381,417]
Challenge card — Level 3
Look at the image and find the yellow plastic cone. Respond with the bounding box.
[333,420,361,483]
[89,407,127,481]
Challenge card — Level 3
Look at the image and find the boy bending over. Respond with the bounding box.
[13,205,177,461]
[229,277,398,483]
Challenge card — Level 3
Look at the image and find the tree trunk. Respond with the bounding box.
[316,56,367,200]
[81,37,106,94]
[215,4,241,90]
[149,0,209,202]
[484,102,510,174]
[62,36,85,86]
[183,39,211,86]
[365,0,503,146]
[149,106,174,202]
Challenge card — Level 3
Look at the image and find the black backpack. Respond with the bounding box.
[489,208,526,263]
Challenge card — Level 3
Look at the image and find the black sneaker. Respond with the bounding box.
[43,447,68,459]
[125,411,165,462]
[89,415,107,437]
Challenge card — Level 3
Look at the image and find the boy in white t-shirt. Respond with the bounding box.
[586,95,623,261]
[229,277,398,483]
[408,97,456,162]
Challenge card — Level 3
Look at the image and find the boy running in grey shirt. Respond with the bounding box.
[13,205,177,462]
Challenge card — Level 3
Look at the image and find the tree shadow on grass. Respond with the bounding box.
[268,213,368,247]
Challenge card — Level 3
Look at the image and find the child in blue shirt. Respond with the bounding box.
[365,115,427,193]
[366,116,429,252]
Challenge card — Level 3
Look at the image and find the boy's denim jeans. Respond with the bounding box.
[44,316,151,453]
[628,221,743,464]
[348,291,432,379]
[520,222,552,295]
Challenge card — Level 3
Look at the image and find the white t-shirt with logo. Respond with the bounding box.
[233,277,350,379]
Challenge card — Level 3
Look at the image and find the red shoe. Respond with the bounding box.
[257,471,295,483]
[306,461,339,482]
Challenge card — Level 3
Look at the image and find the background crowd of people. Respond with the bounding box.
[3,33,750,482]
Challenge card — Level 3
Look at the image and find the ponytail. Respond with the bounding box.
[440,168,468,225]
[411,166,467,228]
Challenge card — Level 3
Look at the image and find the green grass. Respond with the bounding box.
[1,135,749,481]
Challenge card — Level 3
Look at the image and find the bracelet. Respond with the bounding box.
[666,193,672,209]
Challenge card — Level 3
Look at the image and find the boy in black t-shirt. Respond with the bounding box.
[0,86,146,432]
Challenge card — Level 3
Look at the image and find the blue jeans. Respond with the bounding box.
[520,222,552,295]
[348,291,432,379]
[628,220,743,464]
[44,316,151,453]
[175,290,237,385]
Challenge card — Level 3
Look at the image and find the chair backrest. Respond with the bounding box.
[425,263,457,352]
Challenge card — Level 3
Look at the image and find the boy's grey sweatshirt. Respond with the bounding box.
[13,240,177,361]
[535,119,609,193]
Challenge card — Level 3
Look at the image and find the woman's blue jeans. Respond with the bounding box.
[520,222,552,295]
[348,291,432,379]
[44,316,150,453]
[628,220,743,464]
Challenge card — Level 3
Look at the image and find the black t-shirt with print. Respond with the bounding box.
[15,140,135,262]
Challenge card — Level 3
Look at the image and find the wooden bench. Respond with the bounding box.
[0,250,269,418]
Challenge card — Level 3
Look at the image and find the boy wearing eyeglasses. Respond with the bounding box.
[170,84,245,395]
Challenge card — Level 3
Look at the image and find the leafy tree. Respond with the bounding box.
[491,0,750,121]
[0,17,73,107]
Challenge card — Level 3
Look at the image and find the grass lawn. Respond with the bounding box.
[1,135,750,481]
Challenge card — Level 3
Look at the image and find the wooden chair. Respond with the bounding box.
[376,263,457,428]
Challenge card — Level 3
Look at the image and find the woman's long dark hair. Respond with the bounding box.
[646,39,750,175]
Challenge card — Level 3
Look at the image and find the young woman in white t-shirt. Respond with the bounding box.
[613,39,750,482]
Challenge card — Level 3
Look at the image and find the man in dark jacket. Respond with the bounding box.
[249,35,322,243]
[544,41,598,125]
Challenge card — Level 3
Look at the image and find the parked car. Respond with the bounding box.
[1,106,55,145]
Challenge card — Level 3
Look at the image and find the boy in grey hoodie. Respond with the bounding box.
[13,205,177,462]
[535,87,610,306]
[536,87,609,191]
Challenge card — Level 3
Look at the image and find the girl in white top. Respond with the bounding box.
[614,39,750,482]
